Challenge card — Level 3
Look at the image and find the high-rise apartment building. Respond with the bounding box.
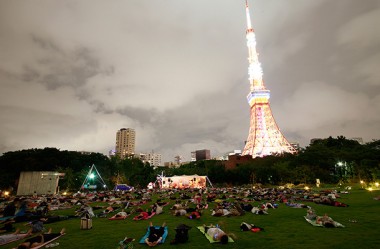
[136,152,162,167]
[115,128,136,159]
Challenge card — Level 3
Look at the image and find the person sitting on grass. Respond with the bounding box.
[151,203,163,215]
[16,228,65,249]
[145,222,166,247]
[203,224,229,244]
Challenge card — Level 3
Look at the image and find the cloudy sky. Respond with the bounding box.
[1,0,379,162]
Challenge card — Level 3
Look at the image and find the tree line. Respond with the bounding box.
[0,136,379,193]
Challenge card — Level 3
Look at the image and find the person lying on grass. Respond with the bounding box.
[16,228,65,249]
[187,209,201,219]
[113,209,128,219]
[174,208,187,216]
[316,214,336,227]
[203,224,229,244]
[133,209,153,220]
[145,222,166,247]
[0,219,15,233]
[306,208,317,220]
[0,228,32,246]
[170,200,188,211]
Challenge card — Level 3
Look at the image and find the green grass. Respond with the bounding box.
[4,188,380,249]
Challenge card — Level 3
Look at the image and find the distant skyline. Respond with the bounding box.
[1,0,379,162]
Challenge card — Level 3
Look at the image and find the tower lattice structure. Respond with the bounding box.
[242,1,296,158]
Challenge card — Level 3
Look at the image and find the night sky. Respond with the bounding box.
[1,0,379,162]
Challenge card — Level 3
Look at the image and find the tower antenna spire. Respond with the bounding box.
[245,0,252,31]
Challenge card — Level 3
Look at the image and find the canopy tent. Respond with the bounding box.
[114,184,133,191]
[159,174,212,189]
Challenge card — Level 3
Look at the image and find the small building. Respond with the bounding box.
[194,149,211,161]
[224,154,253,170]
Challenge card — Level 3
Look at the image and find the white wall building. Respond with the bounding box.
[137,152,162,167]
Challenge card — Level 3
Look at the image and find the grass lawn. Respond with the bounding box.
[4,187,380,249]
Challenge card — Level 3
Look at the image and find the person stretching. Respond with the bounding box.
[16,228,65,249]
[145,222,166,247]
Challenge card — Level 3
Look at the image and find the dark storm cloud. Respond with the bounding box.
[30,36,113,91]
[263,0,380,95]
[0,0,379,162]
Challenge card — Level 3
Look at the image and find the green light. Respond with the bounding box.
[89,173,95,179]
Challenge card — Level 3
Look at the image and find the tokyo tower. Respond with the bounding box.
[242,1,296,158]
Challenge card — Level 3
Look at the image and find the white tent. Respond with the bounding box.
[160,174,212,189]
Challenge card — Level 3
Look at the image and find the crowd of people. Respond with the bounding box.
[0,185,352,247]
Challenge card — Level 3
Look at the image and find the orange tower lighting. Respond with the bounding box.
[242,1,296,158]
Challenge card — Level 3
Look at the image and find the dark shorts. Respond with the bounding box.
[148,226,164,242]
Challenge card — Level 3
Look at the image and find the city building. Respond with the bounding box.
[115,128,136,159]
[224,154,253,170]
[194,149,211,161]
[136,152,162,167]
[241,2,296,158]
[217,150,242,161]
[174,155,183,165]
[164,161,177,168]
[190,151,196,162]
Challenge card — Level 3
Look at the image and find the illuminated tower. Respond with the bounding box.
[242,1,296,158]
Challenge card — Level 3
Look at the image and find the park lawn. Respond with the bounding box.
[4,188,380,249]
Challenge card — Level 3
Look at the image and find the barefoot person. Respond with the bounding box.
[0,228,32,246]
[17,228,65,249]
[145,222,166,247]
